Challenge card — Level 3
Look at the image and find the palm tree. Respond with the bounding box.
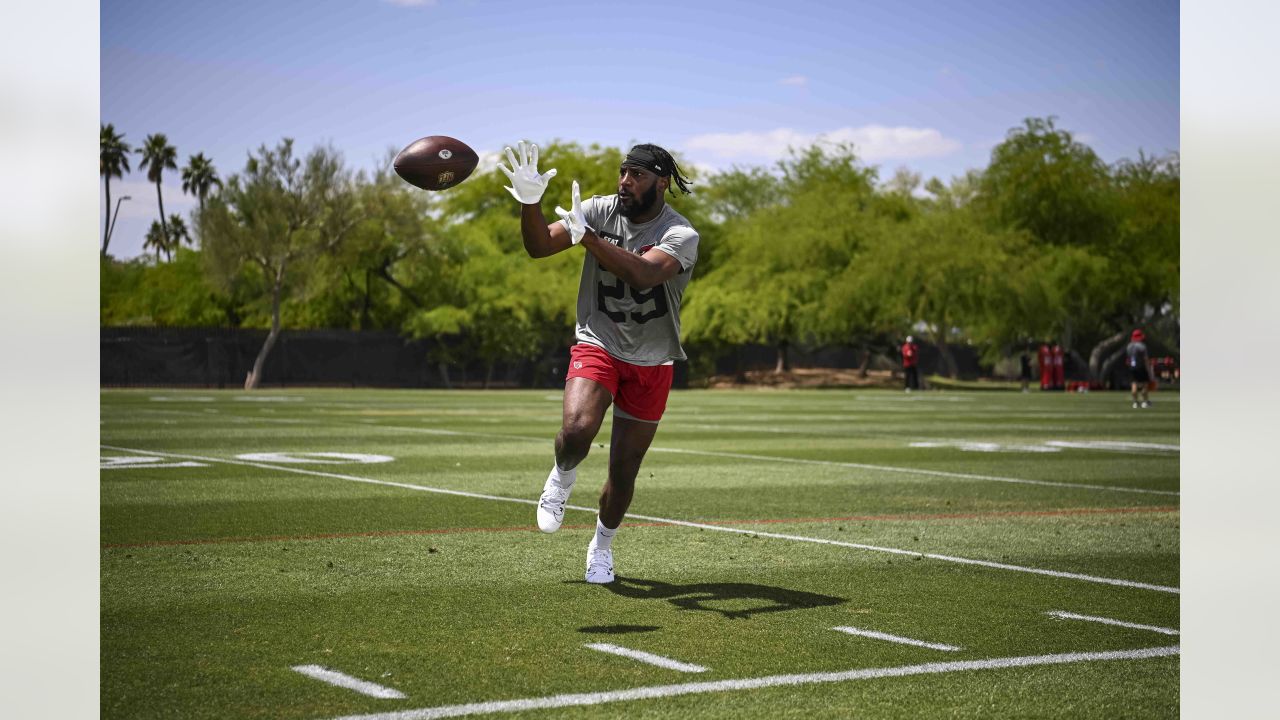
[143,221,167,261]
[100,124,132,256]
[181,153,222,213]
[166,214,192,260]
[138,133,178,248]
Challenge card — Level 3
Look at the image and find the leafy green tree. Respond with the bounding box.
[823,207,1028,377]
[923,169,982,210]
[200,138,361,388]
[684,144,878,372]
[978,117,1113,248]
[1085,151,1180,380]
[100,123,132,256]
[974,118,1180,379]
[181,152,222,214]
[138,133,178,248]
[101,250,232,326]
[291,158,447,332]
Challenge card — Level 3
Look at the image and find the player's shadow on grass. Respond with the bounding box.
[579,576,846,620]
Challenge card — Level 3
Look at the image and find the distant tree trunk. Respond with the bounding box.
[775,339,790,373]
[934,335,958,378]
[1089,330,1129,383]
[155,179,169,246]
[1098,347,1129,390]
[102,178,112,255]
[439,362,452,389]
[245,268,284,390]
[858,348,873,378]
[483,361,494,389]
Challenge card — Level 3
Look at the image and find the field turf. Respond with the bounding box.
[100,387,1179,719]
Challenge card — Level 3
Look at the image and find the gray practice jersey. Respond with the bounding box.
[1126,340,1149,368]
[561,194,699,365]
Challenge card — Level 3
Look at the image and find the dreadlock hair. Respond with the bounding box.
[624,144,693,196]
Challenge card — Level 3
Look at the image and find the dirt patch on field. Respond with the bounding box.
[702,368,901,389]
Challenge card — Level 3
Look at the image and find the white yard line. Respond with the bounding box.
[364,422,1176,497]
[831,626,961,651]
[110,411,1178,497]
[584,643,708,673]
[1045,611,1180,635]
[98,445,1180,595]
[317,646,1179,720]
[291,665,406,699]
[647,447,1177,496]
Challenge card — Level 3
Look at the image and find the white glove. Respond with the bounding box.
[497,140,557,204]
[554,180,592,245]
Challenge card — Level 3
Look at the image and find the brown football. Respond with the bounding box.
[393,135,479,191]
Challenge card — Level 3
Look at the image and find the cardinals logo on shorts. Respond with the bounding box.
[573,361,583,370]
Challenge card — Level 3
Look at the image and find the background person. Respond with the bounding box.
[901,335,920,391]
[1126,329,1154,408]
[500,140,698,585]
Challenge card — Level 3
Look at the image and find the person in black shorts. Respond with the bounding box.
[1126,329,1153,408]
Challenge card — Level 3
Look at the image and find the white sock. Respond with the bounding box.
[593,517,617,551]
[550,462,576,488]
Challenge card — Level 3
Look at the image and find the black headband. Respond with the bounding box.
[623,144,693,195]
[623,146,670,176]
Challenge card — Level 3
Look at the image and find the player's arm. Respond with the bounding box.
[519,202,574,258]
[554,179,683,290]
[499,140,571,258]
[581,236,682,291]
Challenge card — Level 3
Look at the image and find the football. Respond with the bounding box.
[393,135,479,191]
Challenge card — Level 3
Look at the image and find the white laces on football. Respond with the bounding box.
[498,140,557,204]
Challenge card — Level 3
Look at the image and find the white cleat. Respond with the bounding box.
[1133,402,1140,409]
[536,467,575,533]
[585,543,615,584]
[1141,401,1152,409]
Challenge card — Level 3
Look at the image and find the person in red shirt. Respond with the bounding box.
[901,336,919,392]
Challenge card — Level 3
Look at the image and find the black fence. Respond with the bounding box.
[101,327,572,389]
[102,326,1042,390]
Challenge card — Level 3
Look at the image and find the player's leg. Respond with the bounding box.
[556,377,613,471]
[585,415,660,584]
[598,416,660,527]
[584,361,674,584]
[538,346,618,534]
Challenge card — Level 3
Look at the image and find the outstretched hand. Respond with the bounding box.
[555,180,591,245]
[497,140,558,204]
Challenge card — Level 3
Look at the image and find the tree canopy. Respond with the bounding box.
[102,118,1180,385]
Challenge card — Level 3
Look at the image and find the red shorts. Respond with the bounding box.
[566,343,674,422]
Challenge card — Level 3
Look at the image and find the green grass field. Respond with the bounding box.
[100,387,1179,719]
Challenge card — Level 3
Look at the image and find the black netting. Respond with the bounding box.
[100,327,589,389]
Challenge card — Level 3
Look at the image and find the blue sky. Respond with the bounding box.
[100,0,1179,259]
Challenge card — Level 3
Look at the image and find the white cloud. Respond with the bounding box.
[684,125,962,166]
[779,75,808,86]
